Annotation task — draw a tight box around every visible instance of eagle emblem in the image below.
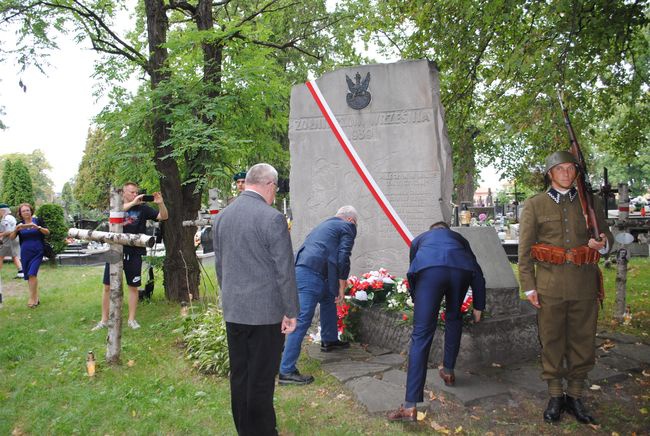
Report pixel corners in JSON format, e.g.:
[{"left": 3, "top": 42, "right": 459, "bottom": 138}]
[{"left": 345, "top": 72, "right": 371, "bottom": 110}]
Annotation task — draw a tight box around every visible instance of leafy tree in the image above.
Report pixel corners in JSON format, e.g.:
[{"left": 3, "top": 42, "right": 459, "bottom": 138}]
[
  {"left": 36, "top": 203, "right": 68, "bottom": 256},
  {"left": 60, "top": 179, "right": 80, "bottom": 221},
  {"left": 74, "top": 129, "right": 115, "bottom": 210},
  {"left": 0, "top": 150, "right": 54, "bottom": 203},
  {"left": 346, "top": 0, "right": 648, "bottom": 198},
  {"left": 1, "top": 0, "right": 358, "bottom": 301},
  {"left": 0, "top": 158, "right": 35, "bottom": 207}
]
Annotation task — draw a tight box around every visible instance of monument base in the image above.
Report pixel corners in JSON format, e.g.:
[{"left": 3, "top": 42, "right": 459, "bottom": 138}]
[{"left": 356, "top": 303, "right": 539, "bottom": 369}]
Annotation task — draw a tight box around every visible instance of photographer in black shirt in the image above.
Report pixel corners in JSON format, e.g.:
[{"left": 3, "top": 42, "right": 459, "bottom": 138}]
[{"left": 91, "top": 182, "right": 168, "bottom": 330}]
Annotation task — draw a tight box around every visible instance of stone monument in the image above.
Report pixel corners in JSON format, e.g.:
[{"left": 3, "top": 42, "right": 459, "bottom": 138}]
[
  {"left": 357, "top": 227, "right": 539, "bottom": 368},
  {"left": 289, "top": 60, "right": 453, "bottom": 276}
]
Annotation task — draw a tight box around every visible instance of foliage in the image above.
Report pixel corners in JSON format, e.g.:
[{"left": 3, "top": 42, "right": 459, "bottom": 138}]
[
  {"left": 0, "top": 0, "right": 362, "bottom": 301},
  {"left": 345, "top": 0, "right": 648, "bottom": 195},
  {"left": 181, "top": 305, "right": 229, "bottom": 376},
  {"left": 36, "top": 203, "right": 68, "bottom": 255},
  {"left": 74, "top": 129, "right": 115, "bottom": 210},
  {"left": 0, "top": 158, "right": 35, "bottom": 207},
  {"left": 0, "top": 150, "right": 54, "bottom": 203}
]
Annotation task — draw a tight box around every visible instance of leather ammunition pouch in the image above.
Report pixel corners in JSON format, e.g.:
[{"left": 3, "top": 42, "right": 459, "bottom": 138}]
[{"left": 530, "top": 243, "right": 600, "bottom": 266}]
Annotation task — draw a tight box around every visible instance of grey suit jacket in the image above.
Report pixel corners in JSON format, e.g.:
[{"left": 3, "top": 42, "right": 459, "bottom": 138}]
[{"left": 213, "top": 190, "right": 299, "bottom": 324}]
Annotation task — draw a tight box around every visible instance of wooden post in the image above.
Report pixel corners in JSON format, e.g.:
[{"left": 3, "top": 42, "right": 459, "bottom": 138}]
[
  {"left": 614, "top": 183, "right": 630, "bottom": 321},
  {"left": 615, "top": 247, "right": 629, "bottom": 321},
  {"left": 106, "top": 188, "right": 124, "bottom": 364}
]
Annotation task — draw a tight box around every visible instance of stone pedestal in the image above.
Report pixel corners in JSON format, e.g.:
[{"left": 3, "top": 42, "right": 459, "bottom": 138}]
[{"left": 357, "top": 226, "right": 539, "bottom": 368}]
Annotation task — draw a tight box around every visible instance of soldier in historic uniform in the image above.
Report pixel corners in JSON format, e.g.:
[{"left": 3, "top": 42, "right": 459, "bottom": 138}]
[{"left": 518, "top": 151, "right": 613, "bottom": 425}]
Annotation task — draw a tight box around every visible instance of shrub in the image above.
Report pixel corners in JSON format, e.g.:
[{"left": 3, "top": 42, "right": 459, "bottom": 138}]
[
  {"left": 37, "top": 203, "right": 69, "bottom": 255},
  {"left": 182, "top": 305, "right": 230, "bottom": 376}
]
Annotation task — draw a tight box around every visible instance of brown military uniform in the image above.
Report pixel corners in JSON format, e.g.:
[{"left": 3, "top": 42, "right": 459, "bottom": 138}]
[{"left": 518, "top": 187, "right": 613, "bottom": 397}]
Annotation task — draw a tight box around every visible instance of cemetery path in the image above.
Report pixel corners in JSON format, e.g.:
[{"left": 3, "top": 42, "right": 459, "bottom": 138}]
[{"left": 301, "top": 331, "right": 650, "bottom": 434}]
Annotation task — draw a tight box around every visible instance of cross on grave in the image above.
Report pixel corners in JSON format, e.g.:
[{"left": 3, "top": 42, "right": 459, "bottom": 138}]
[{"left": 67, "top": 188, "right": 155, "bottom": 364}]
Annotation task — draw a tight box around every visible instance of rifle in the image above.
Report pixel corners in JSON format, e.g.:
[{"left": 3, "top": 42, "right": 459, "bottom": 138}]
[{"left": 557, "top": 92, "right": 601, "bottom": 241}]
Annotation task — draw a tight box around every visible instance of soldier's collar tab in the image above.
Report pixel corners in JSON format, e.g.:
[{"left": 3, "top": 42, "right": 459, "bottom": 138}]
[{"left": 547, "top": 187, "right": 578, "bottom": 204}]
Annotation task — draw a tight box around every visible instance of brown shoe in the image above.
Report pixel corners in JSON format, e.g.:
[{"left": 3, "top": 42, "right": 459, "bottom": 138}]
[
  {"left": 439, "top": 368, "right": 455, "bottom": 386},
  {"left": 387, "top": 405, "right": 416, "bottom": 422}
]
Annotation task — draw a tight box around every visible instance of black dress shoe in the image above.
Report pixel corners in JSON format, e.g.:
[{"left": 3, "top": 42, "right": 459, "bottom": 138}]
[
  {"left": 564, "top": 395, "right": 595, "bottom": 424},
  {"left": 543, "top": 396, "right": 564, "bottom": 423},
  {"left": 320, "top": 340, "right": 350, "bottom": 352},
  {"left": 279, "top": 370, "right": 314, "bottom": 385}
]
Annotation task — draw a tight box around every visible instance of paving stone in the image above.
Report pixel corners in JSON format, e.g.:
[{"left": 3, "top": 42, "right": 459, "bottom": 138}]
[
  {"left": 494, "top": 363, "right": 547, "bottom": 395},
  {"left": 596, "top": 351, "right": 644, "bottom": 373},
  {"left": 305, "top": 343, "right": 370, "bottom": 363},
  {"left": 379, "top": 369, "right": 407, "bottom": 387},
  {"left": 346, "top": 376, "right": 427, "bottom": 414},
  {"left": 597, "top": 331, "right": 650, "bottom": 345},
  {"left": 608, "top": 342, "right": 650, "bottom": 365},
  {"left": 588, "top": 361, "right": 629, "bottom": 385},
  {"left": 424, "top": 369, "right": 511, "bottom": 406},
  {"left": 367, "top": 353, "right": 406, "bottom": 367},
  {"left": 365, "top": 345, "right": 393, "bottom": 356},
  {"left": 321, "top": 360, "right": 391, "bottom": 383}
]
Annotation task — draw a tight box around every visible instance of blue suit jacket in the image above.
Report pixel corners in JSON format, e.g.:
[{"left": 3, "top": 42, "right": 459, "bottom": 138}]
[
  {"left": 407, "top": 228, "right": 486, "bottom": 311},
  {"left": 295, "top": 217, "right": 357, "bottom": 296}
]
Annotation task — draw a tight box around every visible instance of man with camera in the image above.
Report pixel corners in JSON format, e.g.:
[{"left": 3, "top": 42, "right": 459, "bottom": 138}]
[{"left": 92, "top": 182, "right": 168, "bottom": 330}]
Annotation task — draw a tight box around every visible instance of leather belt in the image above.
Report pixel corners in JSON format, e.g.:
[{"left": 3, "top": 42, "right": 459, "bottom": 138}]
[{"left": 530, "top": 243, "right": 600, "bottom": 265}]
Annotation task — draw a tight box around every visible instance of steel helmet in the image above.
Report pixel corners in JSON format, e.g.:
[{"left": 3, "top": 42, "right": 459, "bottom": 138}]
[{"left": 544, "top": 151, "right": 577, "bottom": 173}]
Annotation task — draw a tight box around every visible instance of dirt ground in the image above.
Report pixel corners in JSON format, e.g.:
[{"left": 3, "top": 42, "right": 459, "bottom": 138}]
[{"left": 397, "top": 369, "right": 650, "bottom": 435}]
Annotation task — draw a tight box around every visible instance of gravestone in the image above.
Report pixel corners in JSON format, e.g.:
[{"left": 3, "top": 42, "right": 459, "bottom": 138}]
[{"left": 289, "top": 60, "right": 453, "bottom": 276}]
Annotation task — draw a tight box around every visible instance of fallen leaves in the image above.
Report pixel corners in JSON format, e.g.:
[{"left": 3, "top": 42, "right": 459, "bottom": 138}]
[
  {"left": 430, "top": 421, "right": 450, "bottom": 434},
  {"left": 417, "top": 411, "right": 427, "bottom": 421},
  {"left": 599, "top": 339, "right": 616, "bottom": 352},
  {"left": 127, "top": 360, "right": 135, "bottom": 367}
]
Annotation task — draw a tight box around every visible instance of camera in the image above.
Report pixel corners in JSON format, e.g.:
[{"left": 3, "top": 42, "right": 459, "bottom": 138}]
[{"left": 142, "top": 194, "right": 155, "bottom": 202}]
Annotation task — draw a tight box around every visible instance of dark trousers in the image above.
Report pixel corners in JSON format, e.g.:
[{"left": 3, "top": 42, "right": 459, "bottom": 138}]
[
  {"left": 405, "top": 266, "right": 472, "bottom": 403},
  {"left": 226, "top": 322, "right": 284, "bottom": 436}
]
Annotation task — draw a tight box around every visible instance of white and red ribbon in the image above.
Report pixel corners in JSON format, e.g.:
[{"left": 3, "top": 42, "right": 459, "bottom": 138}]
[
  {"left": 305, "top": 80, "right": 413, "bottom": 246},
  {"left": 108, "top": 211, "right": 125, "bottom": 224}
]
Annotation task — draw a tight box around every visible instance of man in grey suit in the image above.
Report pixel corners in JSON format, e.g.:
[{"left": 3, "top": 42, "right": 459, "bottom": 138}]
[{"left": 213, "top": 163, "right": 299, "bottom": 436}]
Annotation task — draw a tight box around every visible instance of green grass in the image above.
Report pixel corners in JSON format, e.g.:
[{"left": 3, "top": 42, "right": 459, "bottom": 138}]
[
  {"left": 2, "top": 258, "right": 648, "bottom": 434},
  {"left": 0, "top": 263, "right": 414, "bottom": 435}
]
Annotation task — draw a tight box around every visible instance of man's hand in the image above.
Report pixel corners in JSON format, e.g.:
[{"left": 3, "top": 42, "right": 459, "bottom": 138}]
[
  {"left": 281, "top": 316, "right": 296, "bottom": 334},
  {"left": 526, "top": 290, "right": 541, "bottom": 309},
  {"left": 153, "top": 191, "right": 164, "bottom": 204},
  {"left": 335, "top": 279, "right": 347, "bottom": 304},
  {"left": 588, "top": 233, "right": 607, "bottom": 251},
  {"left": 472, "top": 309, "right": 482, "bottom": 323}
]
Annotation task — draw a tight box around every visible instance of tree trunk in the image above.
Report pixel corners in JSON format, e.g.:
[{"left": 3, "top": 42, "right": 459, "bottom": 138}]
[
  {"left": 106, "top": 188, "right": 124, "bottom": 364},
  {"left": 454, "top": 127, "right": 478, "bottom": 203},
  {"left": 144, "top": 0, "right": 201, "bottom": 302}
]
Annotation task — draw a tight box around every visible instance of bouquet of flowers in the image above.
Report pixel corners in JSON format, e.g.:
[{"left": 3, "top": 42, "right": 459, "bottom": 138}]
[
  {"left": 345, "top": 268, "right": 400, "bottom": 306},
  {"left": 438, "top": 290, "right": 475, "bottom": 327},
  {"left": 339, "top": 268, "right": 412, "bottom": 338}
]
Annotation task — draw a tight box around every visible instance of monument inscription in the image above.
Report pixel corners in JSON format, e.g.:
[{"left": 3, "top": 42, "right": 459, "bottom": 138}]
[{"left": 289, "top": 60, "right": 454, "bottom": 276}]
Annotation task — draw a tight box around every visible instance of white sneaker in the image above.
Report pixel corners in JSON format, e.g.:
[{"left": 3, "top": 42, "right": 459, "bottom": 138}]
[
  {"left": 91, "top": 321, "right": 107, "bottom": 331},
  {"left": 128, "top": 319, "right": 141, "bottom": 330},
  {"left": 15, "top": 271, "right": 24, "bottom": 279}
]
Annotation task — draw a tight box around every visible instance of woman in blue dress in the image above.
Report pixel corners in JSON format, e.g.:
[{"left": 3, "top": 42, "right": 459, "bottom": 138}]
[{"left": 10, "top": 203, "right": 49, "bottom": 308}]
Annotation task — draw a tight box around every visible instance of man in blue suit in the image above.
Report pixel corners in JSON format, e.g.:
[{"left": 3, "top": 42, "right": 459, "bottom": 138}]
[
  {"left": 388, "top": 221, "right": 486, "bottom": 422},
  {"left": 278, "top": 206, "right": 358, "bottom": 385}
]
